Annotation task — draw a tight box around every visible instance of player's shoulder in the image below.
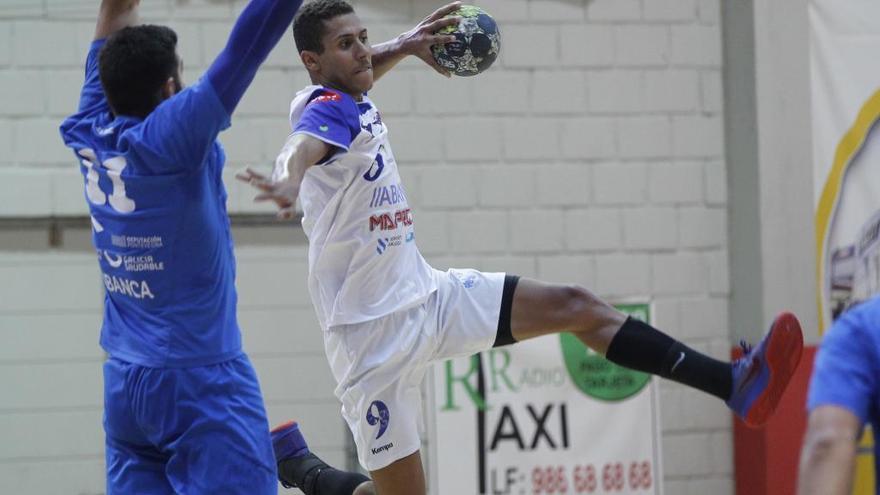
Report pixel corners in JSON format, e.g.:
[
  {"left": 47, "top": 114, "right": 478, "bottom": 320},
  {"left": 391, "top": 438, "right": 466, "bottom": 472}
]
[
  {"left": 847, "top": 295, "right": 880, "bottom": 319},
  {"left": 151, "top": 79, "right": 225, "bottom": 119},
  {"left": 291, "top": 85, "right": 360, "bottom": 127},
  {"left": 302, "top": 86, "right": 359, "bottom": 116},
  {"left": 828, "top": 295, "right": 880, "bottom": 343},
  {"left": 60, "top": 109, "right": 113, "bottom": 148},
  {"left": 306, "top": 86, "right": 353, "bottom": 104}
]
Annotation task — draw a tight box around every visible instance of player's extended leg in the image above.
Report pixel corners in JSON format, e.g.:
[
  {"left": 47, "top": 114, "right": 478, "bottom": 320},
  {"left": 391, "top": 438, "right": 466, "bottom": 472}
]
[
  {"left": 105, "top": 435, "right": 175, "bottom": 495},
  {"left": 103, "top": 358, "right": 175, "bottom": 495},
  {"left": 272, "top": 420, "right": 417, "bottom": 495},
  {"left": 509, "top": 278, "right": 803, "bottom": 427},
  {"left": 369, "top": 451, "right": 426, "bottom": 495},
  {"left": 272, "top": 420, "right": 374, "bottom": 495},
  {"left": 509, "top": 278, "right": 627, "bottom": 354},
  {"left": 159, "top": 356, "right": 278, "bottom": 493}
]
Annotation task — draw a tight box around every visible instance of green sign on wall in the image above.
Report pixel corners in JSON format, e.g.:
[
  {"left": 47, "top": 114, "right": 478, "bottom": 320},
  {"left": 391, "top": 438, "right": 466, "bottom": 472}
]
[{"left": 560, "top": 303, "right": 652, "bottom": 401}]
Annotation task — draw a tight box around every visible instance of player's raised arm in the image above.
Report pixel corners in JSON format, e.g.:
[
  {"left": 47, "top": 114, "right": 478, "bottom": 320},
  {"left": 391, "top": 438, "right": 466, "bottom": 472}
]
[
  {"left": 370, "top": 1, "right": 460, "bottom": 80},
  {"left": 236, "top": 134, "right": 330, "bottom": 220},
  {"left": 205, "top": 0, "right": 304, "bottom": 115},
  {"left": 95, "top": 0, "right": 140, "bottom": 40},
  {"left": 138, "top": 0, "right": 303, "bottom": 170}
]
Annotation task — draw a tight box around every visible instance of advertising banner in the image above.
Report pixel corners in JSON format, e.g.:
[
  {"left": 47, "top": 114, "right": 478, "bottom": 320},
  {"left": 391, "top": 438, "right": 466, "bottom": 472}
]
[{"left": 427, "top": 304, "right": 662, "bottom": 495}]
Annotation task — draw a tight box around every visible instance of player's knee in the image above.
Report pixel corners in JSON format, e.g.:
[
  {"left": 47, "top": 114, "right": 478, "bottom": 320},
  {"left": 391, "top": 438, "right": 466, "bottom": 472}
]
[
  {"left": 554, "top": 284, "right": 618, "bottom": 326},
  {"left": 353, "top": 481, "right": 377, "bottom": 495},
  {"left": 555, "top": 284, "right": 597, "bottom": 318}
]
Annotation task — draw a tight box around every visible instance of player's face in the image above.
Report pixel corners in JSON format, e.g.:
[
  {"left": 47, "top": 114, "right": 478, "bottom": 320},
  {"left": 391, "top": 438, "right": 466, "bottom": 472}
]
[{"left": 316, "top": 13, "right": 373, "bottom": 97}]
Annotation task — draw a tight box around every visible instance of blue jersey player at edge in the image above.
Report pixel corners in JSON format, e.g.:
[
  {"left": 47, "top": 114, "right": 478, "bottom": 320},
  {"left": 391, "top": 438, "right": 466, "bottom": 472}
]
[
  {"left": 799, "top": 295, "right": 880, "bottom": 495},
  {"left": 55, "top": 0, "right": 398, "bottom": 493}
]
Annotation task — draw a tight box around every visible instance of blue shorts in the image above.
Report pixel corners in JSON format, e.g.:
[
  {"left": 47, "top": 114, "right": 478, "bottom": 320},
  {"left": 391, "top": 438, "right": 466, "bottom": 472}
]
[{"left": 103, "top": 355, "right": 276, "bottom": 494}]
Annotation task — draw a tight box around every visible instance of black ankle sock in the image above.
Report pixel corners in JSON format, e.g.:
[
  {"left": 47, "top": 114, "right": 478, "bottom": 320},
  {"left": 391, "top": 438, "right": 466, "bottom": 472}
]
[
  {"left": 605, "top": 317, "right": 732, "bottom": 401},
  {"left": 278, "top": 453, "right": 370, "bottom": 495}
]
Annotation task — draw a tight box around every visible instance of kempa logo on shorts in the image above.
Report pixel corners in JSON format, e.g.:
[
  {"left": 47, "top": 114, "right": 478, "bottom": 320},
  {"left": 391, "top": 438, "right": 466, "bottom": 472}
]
[
  {"left": 366, "top": 400, "right": 390, "bottom": 439},
  {"left": 371, "top": 442, "right": 394, "bottom": 455}
]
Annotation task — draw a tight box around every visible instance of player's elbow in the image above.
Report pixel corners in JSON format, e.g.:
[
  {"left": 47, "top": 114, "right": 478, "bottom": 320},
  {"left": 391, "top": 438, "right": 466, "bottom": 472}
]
[
  {"left": 285, "top": 135, "right": 330, "bottom": 172},
  {"left": 803, "top": 431, "right": 838, "bottom": 458},
  {"left": 800, "top": 426, "right": 856, "bottom": 471}
]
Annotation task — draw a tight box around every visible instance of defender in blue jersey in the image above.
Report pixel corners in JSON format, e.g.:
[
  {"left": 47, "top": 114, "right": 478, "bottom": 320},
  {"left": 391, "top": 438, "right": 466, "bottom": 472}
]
[
  {"left": 800, "top": 296, "right": 880, "bottom": 494},
  {"left": 58, "top": 0, "right": 302, "bottom": 493},
  {"left": 59, "top": 1, "right": 464, "bottom": 493}
]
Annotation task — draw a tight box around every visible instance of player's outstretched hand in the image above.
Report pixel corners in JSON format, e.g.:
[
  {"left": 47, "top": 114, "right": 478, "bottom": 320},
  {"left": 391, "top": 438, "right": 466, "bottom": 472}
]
[
  {"left": 397, "top": 1, "right": 461, "bottom": 77},
  {"left": 235, "top": 167, "right": 300, "bottom": 220}
]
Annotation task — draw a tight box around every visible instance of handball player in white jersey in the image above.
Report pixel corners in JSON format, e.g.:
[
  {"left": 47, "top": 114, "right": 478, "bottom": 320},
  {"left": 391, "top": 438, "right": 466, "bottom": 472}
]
[{"left": 239, "top": 2, "right": 805, "bottom": 494}]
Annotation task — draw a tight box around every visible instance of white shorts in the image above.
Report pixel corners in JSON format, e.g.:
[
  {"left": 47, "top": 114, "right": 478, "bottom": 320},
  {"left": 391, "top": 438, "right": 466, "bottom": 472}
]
[{"left": 323, "top": 268, "right": 511, "bottom": 471}]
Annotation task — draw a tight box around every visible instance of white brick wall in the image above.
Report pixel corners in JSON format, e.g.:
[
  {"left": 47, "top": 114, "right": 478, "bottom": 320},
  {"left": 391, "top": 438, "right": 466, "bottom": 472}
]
[
  {"left": 503, "top": 25, "right": 558, "bottom": 68},
  {"left": 0, "top": 250, "right": 346, "bottom": 495},
  {"left": 644, "top": 0, "right": 697, "bottom": 22},
  {"left": 533, "top": 71, "right": 588, "bottom": 114},
  {"left": 588, "top": 0, "right": 642, "bottom": 21},
  {"left": 559, "top": 25, "right": 615, "bottom": 67},
  {"left": 644, "top": 70, "right": 700, "bottom": 112},
  {"left": 565, "top": 208, "right": 623, "bottom": 250},
  {"left": 536, "top": 164, "right": 591, "bottom": 206},
  {"left": 444, "top": 117, "right": 503, "bottom": 161},
  {"left": 560, "top": 117, "right": 616, "bottom": 158},
  {"left": 615, "top": 25, "right": 670, "bottom": 67},
  {"left": 648, "top": 161, "right": 704, "bottom": 203},
  {"left": 479, "top": 164, "right": 535, "bottom": 207},
  {"left": 671, "top": 24, "right": 723, "bottom": 67},
  {"left": 0, "top": 0, "right": 731, "bottom": 492},
  {"left": 594, "top": 162, "right": 648, "bottom": 205},
  {"left": 618, "top": 116, "right": 673, "bottom": 157},
  {"left": 420, "top": 165, "right": 479, "bottom": 208},
  {"left": 0, "top": 23, "right": 11, "bottom": 66},
  {"left": 589, "top": 70, "right": 644, "bottom": 114}
]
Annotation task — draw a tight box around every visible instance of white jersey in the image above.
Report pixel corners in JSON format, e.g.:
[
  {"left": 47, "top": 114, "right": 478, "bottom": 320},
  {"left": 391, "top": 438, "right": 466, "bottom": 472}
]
[{"left": 278, "top": 85, "right": 436, "bottom": 330}]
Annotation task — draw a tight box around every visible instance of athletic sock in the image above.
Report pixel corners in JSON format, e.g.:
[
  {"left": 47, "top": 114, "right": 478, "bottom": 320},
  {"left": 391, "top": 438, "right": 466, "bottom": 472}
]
[
  {"left": 278, "top": 453, "right": 370, "bottom": 495},
  {"left": 605, "top": 317, "right": 732, "bottom": 401}
]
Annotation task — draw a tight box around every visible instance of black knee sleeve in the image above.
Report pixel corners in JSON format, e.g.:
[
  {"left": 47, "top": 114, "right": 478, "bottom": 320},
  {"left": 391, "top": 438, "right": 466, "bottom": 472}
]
[{"left": 493, "top": 275, "right": 520, "bottom": 347}]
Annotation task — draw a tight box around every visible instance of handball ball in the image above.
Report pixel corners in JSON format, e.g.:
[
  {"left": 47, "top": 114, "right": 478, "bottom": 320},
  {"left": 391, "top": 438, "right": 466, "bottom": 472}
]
[{"left": 432, "top": 5, "right": 501, "bottom": 77}]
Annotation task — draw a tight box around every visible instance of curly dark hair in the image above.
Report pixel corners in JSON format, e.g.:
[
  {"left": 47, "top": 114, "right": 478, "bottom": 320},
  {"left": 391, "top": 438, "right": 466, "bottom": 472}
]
[
  {"left": 292, "top": 0, "right": 355, "bottom": 54},
  {"left": 99, "top": 25, "right": 179, "bottom": 118}
]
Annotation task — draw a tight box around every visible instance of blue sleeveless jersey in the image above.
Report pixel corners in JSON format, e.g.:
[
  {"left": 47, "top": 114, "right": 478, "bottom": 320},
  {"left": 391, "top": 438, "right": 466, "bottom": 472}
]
[{"left": 60, "top": 40, "right": 241, "bottom": 367}]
